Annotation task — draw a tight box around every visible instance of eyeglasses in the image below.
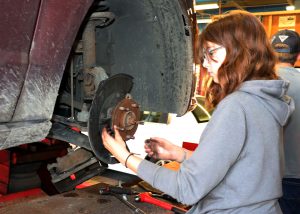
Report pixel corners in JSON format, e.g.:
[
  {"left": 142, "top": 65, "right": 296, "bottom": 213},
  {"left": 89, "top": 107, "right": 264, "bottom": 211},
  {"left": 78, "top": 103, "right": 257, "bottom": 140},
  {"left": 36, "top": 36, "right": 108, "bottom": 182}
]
[{"left": 202, "top": 46, "right": 224, "bottom": 63}]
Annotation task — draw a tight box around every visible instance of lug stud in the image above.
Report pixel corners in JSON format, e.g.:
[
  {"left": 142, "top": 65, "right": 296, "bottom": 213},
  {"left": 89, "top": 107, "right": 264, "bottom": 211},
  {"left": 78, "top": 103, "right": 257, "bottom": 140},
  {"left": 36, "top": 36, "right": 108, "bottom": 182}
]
[
  {"left": 116, "top": 126, "right": 125, "bottom": 131},
  {"left": 126, "top": 135, "right": 135, "bottom": 140}
]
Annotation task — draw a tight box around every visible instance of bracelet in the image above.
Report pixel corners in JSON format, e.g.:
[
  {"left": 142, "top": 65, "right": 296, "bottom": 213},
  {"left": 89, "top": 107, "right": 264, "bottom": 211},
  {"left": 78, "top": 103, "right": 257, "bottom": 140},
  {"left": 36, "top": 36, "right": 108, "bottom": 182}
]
[{"left": 125, "top": 153, "right": 135, "bottom": 168}]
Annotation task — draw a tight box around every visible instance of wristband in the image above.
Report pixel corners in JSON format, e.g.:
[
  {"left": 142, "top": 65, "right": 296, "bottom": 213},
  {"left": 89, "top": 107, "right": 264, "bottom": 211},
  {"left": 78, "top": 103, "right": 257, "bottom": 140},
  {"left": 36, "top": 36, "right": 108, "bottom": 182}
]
[{"left": 125, "top": 153, "right": 135, "bottom": 168}]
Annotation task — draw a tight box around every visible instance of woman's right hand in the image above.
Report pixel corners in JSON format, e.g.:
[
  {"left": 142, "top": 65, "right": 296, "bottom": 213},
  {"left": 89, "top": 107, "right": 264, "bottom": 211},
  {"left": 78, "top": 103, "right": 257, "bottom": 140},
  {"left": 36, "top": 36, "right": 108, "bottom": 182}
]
[{"left": 144, "top": 137, "right": 185, "bottom": 162}]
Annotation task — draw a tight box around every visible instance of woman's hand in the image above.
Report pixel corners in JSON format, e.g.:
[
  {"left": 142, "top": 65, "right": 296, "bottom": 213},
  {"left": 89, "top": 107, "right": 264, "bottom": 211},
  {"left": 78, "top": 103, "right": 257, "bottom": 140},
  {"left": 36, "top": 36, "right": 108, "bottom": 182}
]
[
  {"left": 102, "top": 126, "right": 143, "bottom": 172},
  {"left": 144, "top": 137, "right": 186, "bottom": 162},
  {"left": 102, "top": 126, "right": 129, "bottom": 164}
]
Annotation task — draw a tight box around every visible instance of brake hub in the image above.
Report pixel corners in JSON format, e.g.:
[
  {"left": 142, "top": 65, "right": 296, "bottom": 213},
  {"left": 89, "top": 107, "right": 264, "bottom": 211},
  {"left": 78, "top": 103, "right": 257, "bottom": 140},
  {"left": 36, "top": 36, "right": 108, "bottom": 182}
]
[
  {"left": 111, "top": 95, "right": 140, "bottom": 141},
  {"left": 88, "top": 73, "right": 141, "bottom": 164}
]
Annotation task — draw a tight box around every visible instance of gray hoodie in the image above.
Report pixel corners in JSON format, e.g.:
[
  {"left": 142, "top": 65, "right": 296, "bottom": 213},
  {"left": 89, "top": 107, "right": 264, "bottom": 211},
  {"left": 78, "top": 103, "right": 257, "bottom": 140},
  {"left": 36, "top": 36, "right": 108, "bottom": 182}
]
[
  {"left": 278, "top": 67, "right": 300, "bottom": 179},
  {"left": 137, "top": 80, "right": 294, "bottom": 214}
]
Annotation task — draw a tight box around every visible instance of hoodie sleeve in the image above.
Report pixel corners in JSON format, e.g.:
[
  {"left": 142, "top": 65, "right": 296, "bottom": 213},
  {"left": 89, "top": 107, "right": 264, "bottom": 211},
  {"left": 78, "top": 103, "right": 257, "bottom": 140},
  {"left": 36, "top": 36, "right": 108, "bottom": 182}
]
[{"left": 137, "top": 97, "right": 246, "bottom": 205}]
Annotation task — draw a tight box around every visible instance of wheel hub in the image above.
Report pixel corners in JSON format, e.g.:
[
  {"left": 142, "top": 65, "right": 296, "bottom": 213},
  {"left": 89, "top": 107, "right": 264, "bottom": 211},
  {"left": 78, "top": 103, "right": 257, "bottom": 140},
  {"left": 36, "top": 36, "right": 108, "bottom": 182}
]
[{"left": 111, "top": 95, "right": 140, "bottom": 140}]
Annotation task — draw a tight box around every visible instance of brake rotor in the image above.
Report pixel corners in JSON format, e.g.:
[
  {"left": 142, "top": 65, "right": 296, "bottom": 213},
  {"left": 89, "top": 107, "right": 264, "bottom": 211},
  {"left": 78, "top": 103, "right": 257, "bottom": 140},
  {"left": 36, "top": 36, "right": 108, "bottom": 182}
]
[
  {"left": 111, "top": 95, "right": 140, "bottom": 141},
  {"left": 88, "top": 73, "right": 135, "bottom": 164}
]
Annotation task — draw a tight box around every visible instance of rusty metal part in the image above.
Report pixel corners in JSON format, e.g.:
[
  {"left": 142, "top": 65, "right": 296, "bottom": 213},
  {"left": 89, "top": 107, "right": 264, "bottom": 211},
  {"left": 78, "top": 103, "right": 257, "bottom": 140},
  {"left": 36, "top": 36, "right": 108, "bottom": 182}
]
[
  {"left": 47, "top": 148, "right": 94, "bottom": 174},
  {"left": 47, "top": 148, "right": 107, "bottom": 193},
  {"left": 88, "top": 73, "right": 133, "bottom": 164},
  {"left": 82, "top": 12, "right": 115, "bottom": 98},
  {"left": 50, "top": 158, "right": 106, "bottom": 193},
  {"left": 111, "top": 95, "right": 140, "bottom": 141}
]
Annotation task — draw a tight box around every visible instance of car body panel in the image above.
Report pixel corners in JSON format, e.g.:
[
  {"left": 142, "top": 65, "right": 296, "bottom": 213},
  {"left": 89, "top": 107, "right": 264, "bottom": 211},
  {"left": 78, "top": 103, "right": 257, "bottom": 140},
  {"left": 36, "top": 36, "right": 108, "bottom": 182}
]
[
  {"left": 0, "top": 0, "right": 93, "bottom": 149},
  {"left": 13, "top": 0, "right": 94, "bottom": 121},
  {"left": 0, "top": 0, "right": 41, "bottom": 122}
]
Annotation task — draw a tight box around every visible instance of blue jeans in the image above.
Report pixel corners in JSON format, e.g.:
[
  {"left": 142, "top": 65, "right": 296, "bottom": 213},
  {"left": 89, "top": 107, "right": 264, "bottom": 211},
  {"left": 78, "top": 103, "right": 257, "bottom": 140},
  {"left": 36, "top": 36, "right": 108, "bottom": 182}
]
[{"left": 279, "top": 178, "right": 300, "bottom": 214}]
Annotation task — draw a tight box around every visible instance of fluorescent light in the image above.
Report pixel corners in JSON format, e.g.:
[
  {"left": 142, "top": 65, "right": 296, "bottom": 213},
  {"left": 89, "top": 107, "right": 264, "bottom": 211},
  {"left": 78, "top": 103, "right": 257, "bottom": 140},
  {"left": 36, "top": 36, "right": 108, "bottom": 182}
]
[
  {"left": 197, "top": 19, "right": 212, "bottom": 23},
  {"left": 194, "top": 3, "right": 219, "bottom": 10},
  {"left": 286, "top": 5, "right": 295, "bottom": 11}
]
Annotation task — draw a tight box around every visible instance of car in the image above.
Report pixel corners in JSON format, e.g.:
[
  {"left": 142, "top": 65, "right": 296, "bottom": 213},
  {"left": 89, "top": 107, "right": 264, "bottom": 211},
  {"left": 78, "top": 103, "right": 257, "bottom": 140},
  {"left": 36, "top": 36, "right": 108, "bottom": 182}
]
[{"left": 0, "top": 0, "right": 198, "bottom": 191}]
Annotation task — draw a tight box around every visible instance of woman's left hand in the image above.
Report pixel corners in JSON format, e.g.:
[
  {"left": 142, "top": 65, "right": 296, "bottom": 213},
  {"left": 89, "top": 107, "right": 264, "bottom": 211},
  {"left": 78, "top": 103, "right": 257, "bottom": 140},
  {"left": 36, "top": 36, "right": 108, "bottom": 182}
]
[{"left": 102, "top": 126, "right": 130, "bottom": 163}]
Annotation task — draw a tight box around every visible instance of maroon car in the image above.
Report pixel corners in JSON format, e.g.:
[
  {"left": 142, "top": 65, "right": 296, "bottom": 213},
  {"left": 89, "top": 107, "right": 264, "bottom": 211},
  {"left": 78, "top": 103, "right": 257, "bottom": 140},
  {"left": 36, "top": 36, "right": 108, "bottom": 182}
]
[{"left": 0, "top": 0, "right": 196, "bottom": 184}]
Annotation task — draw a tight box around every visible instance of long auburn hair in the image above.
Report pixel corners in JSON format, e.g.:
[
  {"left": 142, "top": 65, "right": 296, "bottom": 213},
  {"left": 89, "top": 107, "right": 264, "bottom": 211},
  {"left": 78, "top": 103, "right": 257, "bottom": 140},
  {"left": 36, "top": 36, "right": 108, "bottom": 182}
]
[{"left": 200, "top": 11, "right": 278, "bottom": 109}]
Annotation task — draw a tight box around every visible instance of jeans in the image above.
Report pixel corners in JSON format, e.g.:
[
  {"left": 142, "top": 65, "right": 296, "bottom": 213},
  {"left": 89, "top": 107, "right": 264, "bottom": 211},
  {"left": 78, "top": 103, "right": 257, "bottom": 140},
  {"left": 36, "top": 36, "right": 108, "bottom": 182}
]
[{"left": 279, "top": 178, "right": 300, "bottom": 214}]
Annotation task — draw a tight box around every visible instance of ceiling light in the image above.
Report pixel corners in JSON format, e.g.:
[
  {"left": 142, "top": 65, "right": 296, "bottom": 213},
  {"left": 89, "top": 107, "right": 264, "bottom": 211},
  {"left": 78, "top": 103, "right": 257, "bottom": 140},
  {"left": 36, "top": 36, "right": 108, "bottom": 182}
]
[
  {"left": 197, "top": 19, "right": 212, "bottom": 23},
  {"left": 286, "top": 5, "right": 295, "bottom": 11},
  {"left": 194, "top": 3, "right": 219, "bottom": 10}
]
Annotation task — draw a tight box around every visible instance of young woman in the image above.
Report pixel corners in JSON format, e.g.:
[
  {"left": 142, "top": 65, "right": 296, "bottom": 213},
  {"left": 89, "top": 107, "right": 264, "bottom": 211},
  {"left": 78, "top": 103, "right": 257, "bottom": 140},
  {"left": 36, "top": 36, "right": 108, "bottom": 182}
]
[{"left": 102, "top": 11, "right": 294, "bottom": 213}]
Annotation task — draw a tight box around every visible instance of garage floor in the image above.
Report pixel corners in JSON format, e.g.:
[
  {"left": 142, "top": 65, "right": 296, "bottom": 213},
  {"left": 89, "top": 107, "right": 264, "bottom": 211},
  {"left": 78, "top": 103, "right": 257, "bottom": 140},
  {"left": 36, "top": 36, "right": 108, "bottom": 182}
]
[{"left": 0, "top": 170, "right": 174, "bottom": 214}]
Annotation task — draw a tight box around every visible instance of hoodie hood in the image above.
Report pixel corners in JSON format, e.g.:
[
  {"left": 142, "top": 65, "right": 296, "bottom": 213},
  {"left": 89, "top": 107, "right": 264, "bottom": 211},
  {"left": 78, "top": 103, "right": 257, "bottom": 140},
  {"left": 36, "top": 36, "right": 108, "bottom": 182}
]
[{"left": 238, "top": 79, "right": 294, "bottom": 126}]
